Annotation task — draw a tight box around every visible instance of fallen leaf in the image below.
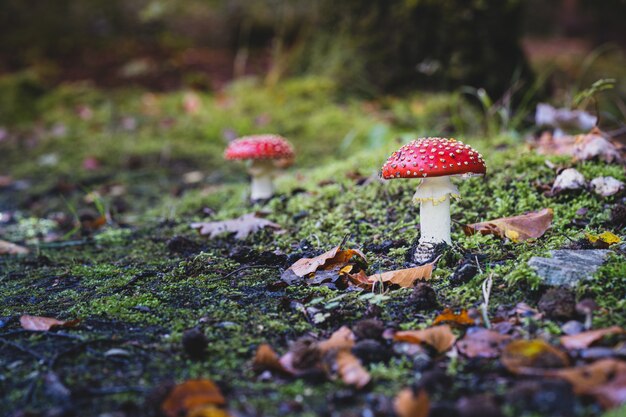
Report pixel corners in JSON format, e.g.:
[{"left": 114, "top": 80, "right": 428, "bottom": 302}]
[
  {"left": 319, "top": 326, "right": 356, "bottom": 353},
  {"left": 501, "top": 339, "right": 569, "bottom": 374},
  {"left": 253, "top": 344, "right": 288, "bottom": 374},
  {"left": 534, "top": 131, "right": 577, "bottom": 156},
  {"left": 590, "top": 177, "right": 624, "bottom": 197},
  {"left": 367, "top": 263, "right": 434, "bottom": 288},
  {"left": 551, "top": 168, "right": 586, "bottom": 194},
  {"left": 162, "top": 379, "right": 226, "bottom": 417},
  {"left": 393, "top": 388, "right": 430, "bottom": 417},
  {"left": 433, "top": 309, "right": 475, "bottom": 327},
  {"left": 456, "top": 328, "right": 512, "bottom": 358},
  {"left": 334, "top": 350, "right": 371, "bottom": 389},
  {"left": 188, "top": 406, "right": 231, "bottom": 417},
  {"left": 394, "top": 325, "right": 456, "bottom": 354},
  {"left": 287, "top": 245, "right": 366, "bottom": 278},
  {"left": 573, "top": 131, "right": 622, "bottom": 163},
  {"left": 20, "top": 315, "right": 80, "bottom": 331},
  {"left": 0, "top": 240, "right": 29, "bottom": 255},
  {"left": 549, "top": 359, "right": 626, "bottom": 409},
  {"left": 560, "top": 326, "right": 626, "bottom": 350},
  {"left": 464, "top": 208, "right": 553, "bottom": 242},
  {"left": 191, "top": 213, "right": 281, "bottom": 240},
  {"left": 586, "top": 232, "right": 622, "bottom": 248}
]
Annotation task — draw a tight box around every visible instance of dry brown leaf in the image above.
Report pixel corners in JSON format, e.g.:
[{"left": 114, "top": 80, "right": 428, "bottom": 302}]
[
  {"left": 433, "top": 309, "right": 475, "bottom": 327},
  {"left": 560, "top": 326, "right": 626, "bottom": 350},
  {"left": 501, "top": 339, "right": 569, "bottom": 374},
  {"left": 456, "top": 328, "right": 512, "bottom": 358},
  {"left": 535, "top": 131, "right": 577, "bottom": 156},
  {"left": 347, "top": 270, "right": 371, "bottom": 288},
  {"left": 162, "top": 379, "right": 226, "bottom": 417},
  {"left": 394, "top": 325, "right": 456, "bottom": 354},
  {"left": 549, "top": 359, "right": 626, "bottom": 409},
  {"left": 288, "top": 246, "right": 366, "bottom": 278},
  {"left": 334, "top": 350, "right": 371, "bottom": 389},
  {"left": 20, "top": 315, "right": 79, "bottom": 331},
  {"left": 393, "top": 388, "right": 430, "bottom": 417},
  {"left": 0, "top": 240, "right": 29, "bottom": 255},
  {"left": 191, "top": 213, "right": 281, "bottom": 240},
  {"left": 252, "top": 344, "right": 288, "bottom": 374},
  {"left": 573, "top": 131, "right": 622, "bottom": 163},
  {"left": 367, "top": 263, "right": 433, "bottom": 288},
  {"left": 464, "top": 208, "right": 553, "bottom": 242},
  {"left": 319, "top": 326, "right": 356, "bottom": 354}
]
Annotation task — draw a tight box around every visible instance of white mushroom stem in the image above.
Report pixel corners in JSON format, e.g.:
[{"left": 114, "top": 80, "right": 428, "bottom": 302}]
[
  {"left": 248, "top": 160, "right": 276, "bottom": 200},
  {"left": 413, "top": 176, "right": 459, "bottom": 245}
]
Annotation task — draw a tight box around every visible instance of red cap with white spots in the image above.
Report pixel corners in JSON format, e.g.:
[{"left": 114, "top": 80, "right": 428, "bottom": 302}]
[
  {"left": 381, "top": 137, "right": 486, "bottom": 179},
  {"left": 224, "top": 134, "right": 294, "bottom": 161}
]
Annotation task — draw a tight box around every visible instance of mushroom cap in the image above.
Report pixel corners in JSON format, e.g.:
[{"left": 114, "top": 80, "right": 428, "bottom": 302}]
[
  {"left": 224, "top": 134, "right": 294, "bottom": 161},
  {"left": 381, "top": 137, "right": 486, "bottom": 179}
]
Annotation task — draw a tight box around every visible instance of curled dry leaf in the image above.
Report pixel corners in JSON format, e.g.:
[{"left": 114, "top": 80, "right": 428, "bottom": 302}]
[
  {"left": 191, "top": 212, "right": 281, "bottom": 240},
  {"left": 433, "top": 308, "right": 475, "bottom": 327},
  {"left": 560, "top": 326, "right": 626, "bottom": 350},
  {"left": 20, "top": 315, "right": 80, "bottom": 331},
  {"left": 464, "top": 208, "right": 553, "bottom": 242},
  {"left": 318, "top": 326, "right": 356, "bottom": 354},
  {"left": 287, "top": 245, "right": 366, "bottom": 278},
  {"left": 548, "top": 359, "right": 626, "bottom": 409},
  {"left": 161, "top": 379, "right": 227, "bottom": 417},
  {"left": 0, "top": 240, "right": 29, "bottom": 255},
  {"left": 394, "top": 325, "right": 456, "bottom": 354},
  {"left": 573, "top": 132, "right": 622, "bottom": 163},
  {"left": 367, "top": 263, "right": 434, "bottom": 288},
  {"left": 333, "top": 350, "right": 371, "bottom": 389},
  {"left": 501, "top": 339, "right": 570, "bottom": 374},
  {"left": 456, "top": 328, "right": 512, "bottom": 358},
  {"left": 394, "top": 388, "right": 430, "bottom": 417}
]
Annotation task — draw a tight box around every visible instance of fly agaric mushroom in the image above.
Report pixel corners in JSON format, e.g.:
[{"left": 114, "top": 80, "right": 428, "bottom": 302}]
[
  {"left": 224, "top": 134, "right": 294, "bottom": 201},
  {"left": 381, "top": 138, "right": 486, "bottom": 264}
]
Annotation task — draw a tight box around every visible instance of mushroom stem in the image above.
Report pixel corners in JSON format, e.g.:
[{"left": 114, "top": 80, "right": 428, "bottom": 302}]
[
  {"left": 413, "top": 176, "right": 459, "bottom": 245},
  {"left": 248, "top": 160, "right": 276, "bottom": 200}
]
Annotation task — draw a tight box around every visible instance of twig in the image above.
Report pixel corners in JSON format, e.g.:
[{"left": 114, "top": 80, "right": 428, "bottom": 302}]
[{"left": 480, "top": 273, "right": 493, "bottom": 329}]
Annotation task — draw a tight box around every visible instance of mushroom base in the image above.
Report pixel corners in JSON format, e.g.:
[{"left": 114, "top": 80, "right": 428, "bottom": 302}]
[{"left": 249, "top": 160, "right": 276, "bottom": 201}]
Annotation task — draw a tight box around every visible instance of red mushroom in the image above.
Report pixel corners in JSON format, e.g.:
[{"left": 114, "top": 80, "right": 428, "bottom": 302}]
[
  {"left": 381, "top": 137, "right": 486, "bottom": 263},
  {"left": 224, "top": 134, "right": 295, "bottom": 201}
]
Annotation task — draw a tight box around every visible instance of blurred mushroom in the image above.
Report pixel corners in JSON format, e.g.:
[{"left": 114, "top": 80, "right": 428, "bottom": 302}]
[
  {"left": 224, "top": 134, "right": 295, "bottom": 201},
  {"left": 576, "top": 298, "right": 599, "bottom": 330},
  {"left": 381, "top": 137, "right": 487, "bottom": 264}
]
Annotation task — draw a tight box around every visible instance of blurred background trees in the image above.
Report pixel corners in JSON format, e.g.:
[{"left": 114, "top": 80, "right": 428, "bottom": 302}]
[{"left": 0, "top": 0, "right": 624, "bottom": 97}]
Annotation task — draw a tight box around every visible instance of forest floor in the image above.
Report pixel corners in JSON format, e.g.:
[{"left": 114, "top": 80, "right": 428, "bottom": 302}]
[{"left": 1, "top": 75, "right": 625, "bottom": 417}]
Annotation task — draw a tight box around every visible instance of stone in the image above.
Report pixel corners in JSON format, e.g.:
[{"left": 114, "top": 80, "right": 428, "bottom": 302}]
[{"left": 528, "top": 250, "right": 611, "bottom": 287}]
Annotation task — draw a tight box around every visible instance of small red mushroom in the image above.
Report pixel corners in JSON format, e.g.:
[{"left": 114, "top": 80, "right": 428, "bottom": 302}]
[
  {"left": 381, "top": 137, "right": 486, "bottom": 263},
  {"left": 224, "top": 134, "right": 294, "bottom": 201}
]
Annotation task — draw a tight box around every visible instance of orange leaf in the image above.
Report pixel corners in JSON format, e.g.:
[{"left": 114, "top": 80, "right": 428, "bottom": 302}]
[
  {"left": 20, "top": 315, "right": 79, "bottom": 331},
  {"left": 394, "top": 325, "right": 456, "bottom": 354},
  {"left": 549, "top": 359, "right": 626, "bottom": 409},
  {"left": 319, "top": 326, "right": 356, "bottom": 354},
  {"left": 188, "top": 406, "right": 232, "bottom": 417},
  {"left": 501, "top": 339, "right": 569, "bottom": 374},
  {"left": 367, "top": 263, "right": 433, "bottom": 288},
  {"left": 393, "top": 388, "right": 430, "bottom": 417},
  {"left": 464, "top": 208, "right": 553, "bottom": 242},
  {"left": 433, "top": 309, "right": 475, "bottom": 327},
  {"left": 334, "top": 350, "right": 371, "bottom": 389},
  {"left": 560, "top": 326, "right": 625, "bottom": 350},
  {"left": 162, "top": 380, "right": 226, "bottom": 417},
  {"left": 252, "top": 344, "right": 289, "bottom": 374}
]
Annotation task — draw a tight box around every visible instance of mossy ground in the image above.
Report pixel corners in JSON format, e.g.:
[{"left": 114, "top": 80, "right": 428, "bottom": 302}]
[{"left": 1, "top": 76, "right": 625, "bottom": 417}]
